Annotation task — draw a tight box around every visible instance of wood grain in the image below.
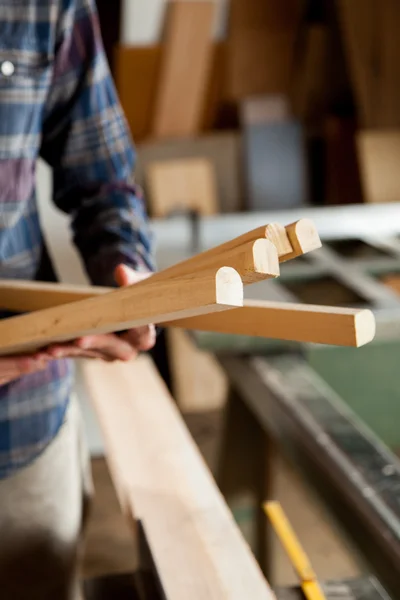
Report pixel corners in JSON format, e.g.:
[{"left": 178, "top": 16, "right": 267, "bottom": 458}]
[
  {"left": 151, "top": 1, "right": 215, "bottom": 138},
  {"left": 0, "top": 267, "right": 243, "bottom": 356},
  {"left": 82, "top": 355, "right": 275, "bottom": 599},
  {"left": 0, "top": 285, "right": 376, "bottom": 347},
  {"left": 166, "top": 299, "right": 376, "bottom": 348},
  {"left": 0, "top": 219, "right": 320, "bottom": 313}
]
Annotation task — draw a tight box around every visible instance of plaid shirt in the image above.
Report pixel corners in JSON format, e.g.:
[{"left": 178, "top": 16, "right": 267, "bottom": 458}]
[{"left": 0, "top": 0, "right": 154, "bottom": 479}]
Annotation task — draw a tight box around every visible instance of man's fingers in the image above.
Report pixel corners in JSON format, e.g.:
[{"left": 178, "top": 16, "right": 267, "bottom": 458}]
[
  {"left": 114, "top": 264, "right": 152, "bottom": 287},
  {"left": 0, "top": 355, "right": 48, "bottom": 384},
  {"left": 76, "top": 334, "right": 137, "bottom": 361},
  {"left": 122, "top": 324, "right": 156, "bottom": 352},
  {"left": 46, "top": 345, "right": 107, "bottom": 361}
]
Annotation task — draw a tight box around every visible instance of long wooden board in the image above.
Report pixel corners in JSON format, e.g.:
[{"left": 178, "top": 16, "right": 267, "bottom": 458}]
[
  {"left": 82, "top": 355, "right": 275, "bottom": 599},
  {"left": 151, "top": 1, "right": 215, "bottom": 138},
  {"left": 0, "top": 281, "right": 375, "bottom": 347},
  {"left": 0, "top": 267, "right": 243, "bottom": 356},
  {"left": 166, "top": 299, "right": 376, "bottom": 348}
]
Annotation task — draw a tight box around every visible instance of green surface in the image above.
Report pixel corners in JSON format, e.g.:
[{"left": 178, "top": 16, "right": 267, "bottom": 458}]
[
  {"left": 195, "top": 330, "right": 400, "bottom": 451},
  {"left": 307, "top": 340, "right": 400, "bottom": 451}
]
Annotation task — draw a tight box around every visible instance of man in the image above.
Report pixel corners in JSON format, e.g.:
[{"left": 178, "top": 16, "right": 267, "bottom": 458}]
[{"left": 0, "top": 0, "right": 156, "bottom": 598}]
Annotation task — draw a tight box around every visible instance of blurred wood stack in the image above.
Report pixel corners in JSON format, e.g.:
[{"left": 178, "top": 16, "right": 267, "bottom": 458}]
[{"left": 95, "top": 0, "right": 400, "bottom": 213}]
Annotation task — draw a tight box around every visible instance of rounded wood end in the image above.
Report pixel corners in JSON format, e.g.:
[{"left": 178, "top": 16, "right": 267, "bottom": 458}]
[
  {"left": 354, "top": 309, "right": 376, "bottom": 347},
  {"left": 215, "top": 267, "right": 243, "bottom": 307}
]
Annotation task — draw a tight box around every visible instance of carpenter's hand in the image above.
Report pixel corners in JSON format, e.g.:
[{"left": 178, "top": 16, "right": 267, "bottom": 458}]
[
  {"left": 0, "top": 352, "right": 49, "bottom": 386},
  {"left": 45, "top": 265, "right": 156, "bottom": 362}
]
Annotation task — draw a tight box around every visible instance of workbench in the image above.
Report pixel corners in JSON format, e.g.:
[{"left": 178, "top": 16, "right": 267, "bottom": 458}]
[{"left": 150, "top": 204, "right": 400, "bottom": 598}]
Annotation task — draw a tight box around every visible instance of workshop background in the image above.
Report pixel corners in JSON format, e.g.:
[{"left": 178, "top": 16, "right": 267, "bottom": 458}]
[{"left": 36, "top": 0, "right": 400, "bottom": 597}]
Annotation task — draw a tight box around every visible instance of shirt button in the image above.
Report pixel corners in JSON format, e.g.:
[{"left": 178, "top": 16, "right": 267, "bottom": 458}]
[{"left": 1, "top": 61, "right": 15, "bottom": 77}]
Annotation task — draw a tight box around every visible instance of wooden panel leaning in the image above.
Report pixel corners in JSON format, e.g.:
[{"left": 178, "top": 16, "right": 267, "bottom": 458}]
[
  {"left": 0, "top": 267, "right": 243, "bottom": 356},
  {"left": 146, "top": 157, "right": 219, "bottom": 217},
  {"left": 151, "top": 1, "right": 215, "bottom": 138},
  {"left": 82, "top": 355, "right": 275, "bottom": 599}
]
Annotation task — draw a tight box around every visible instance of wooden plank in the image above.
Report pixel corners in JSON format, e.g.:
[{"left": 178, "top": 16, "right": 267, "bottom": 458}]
[
  {"left": 114, "top": 42, "right": 227, "bottom": 141},
  {"left": 153, "top": 237, "right": 280, "bottom": 285},
  {"left": 81, "top": 355, "right": 275, "bottom": 599},
  {"left": 146, "top": 157, "right": 219, "bottom": 217},
  {"left": 0, "top": 219, "right": 321, "bottom": 313},
  {"left": 151, "top": 1, "right": 215, "bottom": 138},
  {"left": 357, "top": 130, "right": 400, "bottom": 203},
  {"left": 0, "top": 238, "right": 278, "bottom": 315},
  {"left": 166, "top": 300, "right": 376, "bottom": 348},
  {"left": 338, "top": 0, "right": 400, "bottom": 128},
  {"left": 0, "top": 267, "right": 243, "bottom": 356},
  {"left": 0, "top": 281, "right": 376, "bottom": 348},
  {"left": 114, "top": 45, "right": 162, "bottom": 141},
  {"left": 226, "top": 0, "right": 303, "bottom": 100},
  {"left": 0, "top": 279, "right": 110, "bottom": 313}
]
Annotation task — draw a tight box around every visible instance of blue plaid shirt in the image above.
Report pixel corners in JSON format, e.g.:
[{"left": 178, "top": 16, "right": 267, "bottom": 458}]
[{"left": 0, "top": 0, "right": 154, "bottom": 479}]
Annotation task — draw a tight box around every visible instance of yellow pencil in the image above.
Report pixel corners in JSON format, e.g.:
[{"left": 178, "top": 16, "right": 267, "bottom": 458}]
[{"left": 263, "top": 501, "right": 327, "bottom": 600}]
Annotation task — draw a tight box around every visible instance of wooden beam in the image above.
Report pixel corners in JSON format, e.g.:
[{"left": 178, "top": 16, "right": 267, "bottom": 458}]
[
  {"left": 0, "top": 279, "right": 376, "bottom": 348},
  {"left": 0, "top": 280, "right": 110, "bottom": 313},
  {"left": 282, "top": 219, "right": 322, "bottom": 262},
  {"left": 0, "top": 267, "right": 243, "bottom": 356},
  {"left": 81, "top": 354, "right": 275, "bottom": 599},
  {"left": 154, "top": 238, "right": 280, "bottom": 284},
  {"left": 151, "top": 1, "right": 215, "bottom": 138},
  {"left": 165, "top": 299, "right": 376, "bottom": 348},
  {"left": 199, "top": 219, "right": 321, "bottom": 261},
  {"left": 0, "top": 237, "right": 279, "bottom": 315}
]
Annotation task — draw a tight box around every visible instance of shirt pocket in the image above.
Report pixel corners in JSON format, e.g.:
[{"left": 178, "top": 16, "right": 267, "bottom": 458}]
[{"left": 0, "top": 42, "right": 54, "bottom": 160}]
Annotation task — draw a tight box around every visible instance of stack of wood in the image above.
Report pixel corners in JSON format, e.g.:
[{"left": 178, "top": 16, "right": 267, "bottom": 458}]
[
  {"left": 0, "top": 219, "right": 375, "bottom": 356},
  {"left": 106, "top": 0, "right": 400, "bottom": 211}
]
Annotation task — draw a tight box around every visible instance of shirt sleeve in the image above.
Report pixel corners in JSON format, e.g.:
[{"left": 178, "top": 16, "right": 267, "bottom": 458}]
[{"left": 39, "top": 0, "right": 155, "bottom": 287}]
